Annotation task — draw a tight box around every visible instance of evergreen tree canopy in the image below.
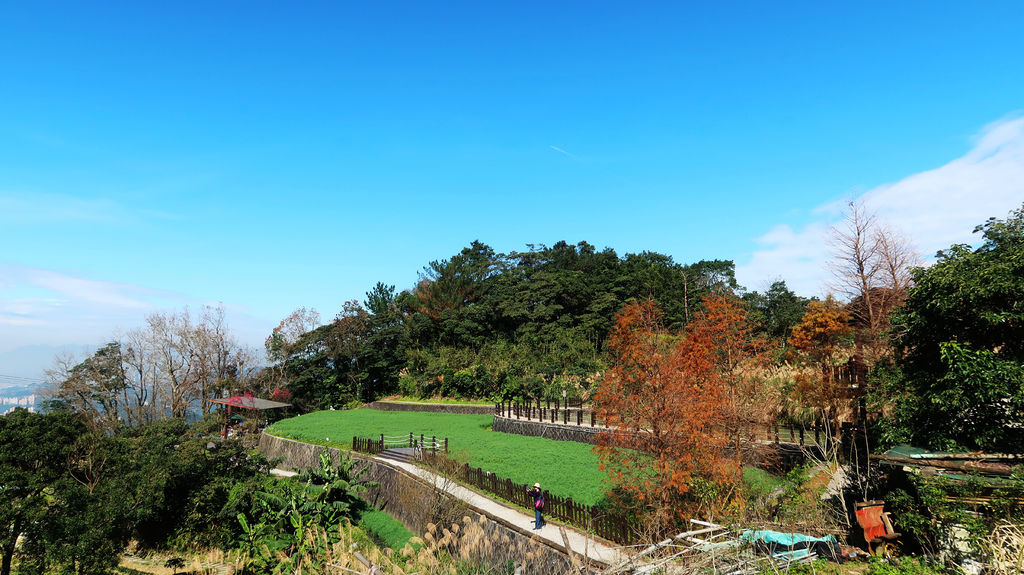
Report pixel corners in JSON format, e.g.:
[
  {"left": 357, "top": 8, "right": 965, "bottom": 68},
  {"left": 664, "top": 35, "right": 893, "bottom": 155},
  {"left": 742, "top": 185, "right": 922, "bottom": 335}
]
[{"left": 883, "top": 204, "right": 1024, "bottom": 451}]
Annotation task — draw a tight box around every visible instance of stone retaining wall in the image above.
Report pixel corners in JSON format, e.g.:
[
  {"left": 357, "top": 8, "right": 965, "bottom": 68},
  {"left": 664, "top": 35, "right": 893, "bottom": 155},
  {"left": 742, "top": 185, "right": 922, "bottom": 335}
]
[
  {"left": 258, "top": 433, "right": 577, "bottom": 574},
  {"left": 366, "top": 401, "right": 495, "bottom": 415},
  {"left": 491, "top": 415, "right": 605, "bottom": 444}
]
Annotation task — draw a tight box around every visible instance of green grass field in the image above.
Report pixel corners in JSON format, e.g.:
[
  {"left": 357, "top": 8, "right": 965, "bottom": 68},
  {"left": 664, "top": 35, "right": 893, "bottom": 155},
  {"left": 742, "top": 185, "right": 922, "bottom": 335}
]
[
  {"left": 358, "top": 509, "right": 420, "bottom": 552},
  {"left": 267, "top": 409, "right": 610, "bottom": 505}
]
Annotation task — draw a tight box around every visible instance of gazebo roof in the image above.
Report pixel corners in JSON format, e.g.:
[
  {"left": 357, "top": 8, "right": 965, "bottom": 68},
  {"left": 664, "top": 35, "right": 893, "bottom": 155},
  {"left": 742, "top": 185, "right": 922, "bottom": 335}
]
[{"left": 211, "top": 393, "right": 291, "bottom": 411}]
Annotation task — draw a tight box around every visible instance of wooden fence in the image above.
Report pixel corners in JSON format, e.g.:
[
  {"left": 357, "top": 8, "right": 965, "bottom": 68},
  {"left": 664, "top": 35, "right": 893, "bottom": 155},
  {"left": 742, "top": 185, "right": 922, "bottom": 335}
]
[
  {"left": 352, "top": 433, "right": 449, "bottom": 455},
  {"left": 442, "top": 457, "right": 636, "bottom": 544},
  {"left": 495, "top": 401, "right": 604, "bottom": 427},
  {"left": 497, "top": 401, "right": 869, "bottom": 453},
  {"left": 352, "top": 436, "right": 384, "bottom": 454}
]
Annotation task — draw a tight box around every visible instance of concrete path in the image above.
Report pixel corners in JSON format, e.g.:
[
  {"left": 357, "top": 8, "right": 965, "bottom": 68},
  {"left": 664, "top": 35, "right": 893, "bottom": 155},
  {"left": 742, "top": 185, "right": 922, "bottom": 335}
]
[
  {"left": 373, "top": 456, "right": 629, "bottom": 568},
  {"left": 272, "top": 458, "right": 630, "bottom": 569}
]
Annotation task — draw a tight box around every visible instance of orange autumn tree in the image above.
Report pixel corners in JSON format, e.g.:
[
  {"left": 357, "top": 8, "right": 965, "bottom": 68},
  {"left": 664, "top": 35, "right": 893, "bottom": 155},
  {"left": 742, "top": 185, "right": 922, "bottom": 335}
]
[
  {"left": 594, "top": 300, "right": 733, "bottom": 529},
  {"left": 788, "top": 296, "right": 854, "bottom": 451},
  {"left": 688, "top": 293, "right": 776, "bottom": 468}
]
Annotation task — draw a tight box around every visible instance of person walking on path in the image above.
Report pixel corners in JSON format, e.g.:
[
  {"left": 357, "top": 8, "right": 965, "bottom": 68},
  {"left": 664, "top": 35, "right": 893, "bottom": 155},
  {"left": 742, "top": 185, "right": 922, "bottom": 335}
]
[{"left": 527, "top": 483, "right": 545, "bottom": 529}]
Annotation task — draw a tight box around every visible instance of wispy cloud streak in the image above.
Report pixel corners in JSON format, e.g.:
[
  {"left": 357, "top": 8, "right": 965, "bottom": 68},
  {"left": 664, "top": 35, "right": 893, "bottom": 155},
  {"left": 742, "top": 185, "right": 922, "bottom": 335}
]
[{"left": 549, "top": 145, "right": 577, "bottom": 158}]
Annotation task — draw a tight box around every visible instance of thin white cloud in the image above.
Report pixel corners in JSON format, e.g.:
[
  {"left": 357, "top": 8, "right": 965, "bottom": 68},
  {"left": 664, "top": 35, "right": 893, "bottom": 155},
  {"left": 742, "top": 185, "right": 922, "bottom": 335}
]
[
  {"left": 0, "top": 192, "right": 134, "bottom": 224},
  {"left": 737, "top": 114, "right": 1024, "bottom": 298},
  {"left": 0, "top": 266, "right": 273, "bottom": 366},
  {"left": 24, "top": 268, "right": 154, "bottom": 309},
  {"left": 549, "top": 145, "right": 576, "bottom": 158},
  {"left": 0, "top": 265, "right": 178, "bottom": 352}
]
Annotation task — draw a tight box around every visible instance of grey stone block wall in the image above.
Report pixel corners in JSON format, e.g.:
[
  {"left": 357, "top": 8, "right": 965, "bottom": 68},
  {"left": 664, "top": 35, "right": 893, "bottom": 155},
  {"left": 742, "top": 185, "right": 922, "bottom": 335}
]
[
  {"left": 366, "top": 401, "right": 496, "bottom": 415},
  {"left": 491, "top": 415, "right": 605, "bottom": 444},
  {"left": 258, "top": 433, "right": 580, "bottom": 574}
]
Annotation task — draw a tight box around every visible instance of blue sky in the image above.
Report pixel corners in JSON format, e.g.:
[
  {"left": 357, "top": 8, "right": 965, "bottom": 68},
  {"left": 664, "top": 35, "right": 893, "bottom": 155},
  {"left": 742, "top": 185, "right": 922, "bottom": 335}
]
[{"left": 2, "top": 2, "right": 1023, "bottom": 380}]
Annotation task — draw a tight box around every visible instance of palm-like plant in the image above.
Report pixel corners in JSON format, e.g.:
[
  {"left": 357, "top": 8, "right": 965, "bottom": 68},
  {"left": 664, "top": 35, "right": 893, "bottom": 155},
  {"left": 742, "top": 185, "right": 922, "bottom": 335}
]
[{"left": 297, "top": 451, "right": 378, "bottom": 518}]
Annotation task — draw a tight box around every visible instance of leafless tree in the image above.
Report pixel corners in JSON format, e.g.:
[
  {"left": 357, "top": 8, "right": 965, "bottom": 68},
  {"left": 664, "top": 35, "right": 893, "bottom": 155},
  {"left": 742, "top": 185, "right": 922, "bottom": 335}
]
[
  {"left": 828, "top": 200, "right": 920, "bottom": 367},
  {"left": 44, "top": 304, "right": 256, "bottom": 428}
]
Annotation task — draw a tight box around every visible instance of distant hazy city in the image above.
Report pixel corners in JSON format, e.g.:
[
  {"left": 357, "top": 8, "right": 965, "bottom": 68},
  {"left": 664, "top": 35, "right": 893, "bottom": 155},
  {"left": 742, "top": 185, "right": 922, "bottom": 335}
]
[{"left": 0, "top": 387, "right": 37, "bottom": 414}]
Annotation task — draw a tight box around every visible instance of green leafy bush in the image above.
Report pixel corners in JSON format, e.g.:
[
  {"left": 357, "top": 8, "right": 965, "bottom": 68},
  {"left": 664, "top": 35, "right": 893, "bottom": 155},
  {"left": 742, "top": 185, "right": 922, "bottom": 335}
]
[{"left": 865, "top": 557, "right": 954, "bottom": 575}]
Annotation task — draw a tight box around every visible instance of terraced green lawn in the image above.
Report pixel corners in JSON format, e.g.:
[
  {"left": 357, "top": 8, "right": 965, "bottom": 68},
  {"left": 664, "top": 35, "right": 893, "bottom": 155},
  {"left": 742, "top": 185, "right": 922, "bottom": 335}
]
[{"left": 267, "top": 409, "right": 610, "bottom": 506}]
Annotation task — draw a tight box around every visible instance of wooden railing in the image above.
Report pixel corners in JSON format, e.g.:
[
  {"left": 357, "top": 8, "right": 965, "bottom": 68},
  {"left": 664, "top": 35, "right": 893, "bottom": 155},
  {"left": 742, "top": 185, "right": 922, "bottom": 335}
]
[
  {"left": 352, "top": 433, "right": 449, "bottom": 455},
  {"left": 495, "top": 401, "right": 605, "bottom": 427},
  {"left": 424, "top": 452, "right": 636, "bottom": 544},
  {"left": 497, "top": 401, "right": 866, "bottom": 452},
  {"left": 352, "top": 436, "right": 384, "bottom": 454}
]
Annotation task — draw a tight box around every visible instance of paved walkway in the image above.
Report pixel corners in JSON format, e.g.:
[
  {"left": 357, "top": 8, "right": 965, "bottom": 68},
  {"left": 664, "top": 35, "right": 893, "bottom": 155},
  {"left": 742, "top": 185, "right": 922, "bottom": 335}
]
[{"left": 273, "top": 456, "right": 630, "bottom": 569}]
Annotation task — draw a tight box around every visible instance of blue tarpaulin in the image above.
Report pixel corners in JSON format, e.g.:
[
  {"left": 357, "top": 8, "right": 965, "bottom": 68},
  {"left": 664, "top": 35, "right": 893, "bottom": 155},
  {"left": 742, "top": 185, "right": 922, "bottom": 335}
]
[{"left": 740, "top": 530, "right": 840, "bottom": 560}]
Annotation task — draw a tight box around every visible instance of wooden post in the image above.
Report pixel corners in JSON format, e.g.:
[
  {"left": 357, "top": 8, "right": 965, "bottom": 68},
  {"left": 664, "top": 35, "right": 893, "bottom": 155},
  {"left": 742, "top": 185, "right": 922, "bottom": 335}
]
[
  {"left": 432, "top": 435, "right": 437, "bottom": 453},
  {"left": 444, "top": 437, "right": 448, "bottom": 452}
]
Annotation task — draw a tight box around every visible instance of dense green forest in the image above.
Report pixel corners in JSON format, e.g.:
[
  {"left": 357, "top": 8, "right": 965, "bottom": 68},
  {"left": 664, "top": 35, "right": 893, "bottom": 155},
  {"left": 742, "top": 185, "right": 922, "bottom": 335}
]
[{"left": 262, "top": 240, "right": 809, "bottom": 410}]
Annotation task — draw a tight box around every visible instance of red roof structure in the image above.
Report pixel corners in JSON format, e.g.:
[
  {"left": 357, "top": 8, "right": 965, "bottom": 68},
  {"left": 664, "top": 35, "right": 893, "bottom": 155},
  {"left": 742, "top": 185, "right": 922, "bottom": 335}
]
[{"left": 211, "top": 393, "right": 291, "bottom": 411}]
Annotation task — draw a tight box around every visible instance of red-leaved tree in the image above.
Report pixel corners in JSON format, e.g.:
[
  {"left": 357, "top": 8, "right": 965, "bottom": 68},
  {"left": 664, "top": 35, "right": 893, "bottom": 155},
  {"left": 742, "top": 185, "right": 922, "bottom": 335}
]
[
  {"left": 594, "top": 300, "right": 733, "bottom": 530},
  {"left": 687, "top": 293, "right": 775, "bottom": 468}
]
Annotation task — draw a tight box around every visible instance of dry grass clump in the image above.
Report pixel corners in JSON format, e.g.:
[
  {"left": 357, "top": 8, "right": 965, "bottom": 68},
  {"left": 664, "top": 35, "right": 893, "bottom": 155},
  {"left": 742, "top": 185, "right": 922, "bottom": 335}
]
[
  {"left": 236, "top": 514, "right": 570, "bottom": 575},
  {"left": 978, "top": 522, "right": 1024, "bottom": 575}
]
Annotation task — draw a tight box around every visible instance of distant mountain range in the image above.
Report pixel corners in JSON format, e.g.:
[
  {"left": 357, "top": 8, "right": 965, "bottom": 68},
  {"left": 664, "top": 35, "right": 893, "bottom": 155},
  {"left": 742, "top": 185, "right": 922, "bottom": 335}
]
[{"left": 0, "top": 385, "right": 37, "bottom": 397}]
